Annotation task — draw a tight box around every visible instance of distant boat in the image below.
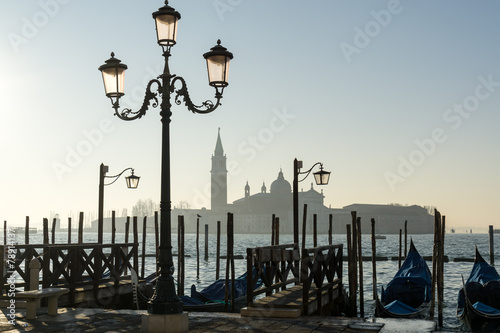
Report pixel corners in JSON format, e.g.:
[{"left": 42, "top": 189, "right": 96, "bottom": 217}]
[
  {"left": 12, "top": 227, "right": 37, "bottom": 234},
  {"left": 371, "top": 235, "right": 386, "bottom": 240},
  {"left": 451, "top": 229, "right": 455, "bottom": 233}
]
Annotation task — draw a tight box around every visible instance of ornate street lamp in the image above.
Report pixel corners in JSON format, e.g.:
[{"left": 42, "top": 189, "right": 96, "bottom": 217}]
[
  {"left": 98, "top": 1, "right": 233, "bottom": 316},
  {"left": 98, "top": 163, "right": 139, "bottom": 244},
  {"left": 292, "top": 158, "right": 331, "bottom": 244}
]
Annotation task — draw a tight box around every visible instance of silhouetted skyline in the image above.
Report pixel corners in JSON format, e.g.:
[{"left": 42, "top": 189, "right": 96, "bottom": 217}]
[{"left": 1, "top": 1, "right": 499, "bottom": 230}]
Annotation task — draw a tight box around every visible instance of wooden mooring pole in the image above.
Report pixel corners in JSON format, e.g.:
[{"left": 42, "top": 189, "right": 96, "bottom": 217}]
[
  {"left": 154, "top": 212, "right": 159, "bottom": 274},
  {"left": 356, "top": 217, "right": 364, "bottom": 317},
  {"left": 204, "top": 224, "right": 209, "bottom": 261},
  {"left": 271, "top": 214, "right": 276, "bottom": 246},
  {"left": 25, "top": 216, "right": 30, "bottom": 245},
  {"left": 141, "top": 216, "right": 147, "bottom": 278},
  {"left": 274, "top": 217, "right": 280, "bottom": 245},
  {"left": 351, "top": 211, "right": 358, "bottom": 316},
  {"left": 225, "top": 213, "right": 235, "bottom": 312},
  {"left": 371, "top": 218, "right": 377, "bottom": 300},
  {"left": 328, "top": 214, "right": 333, "bottom": 245},
  {"left": 489, "top": 225, "right": 495, "bottom": 265},
  {"left": 78, "top": 212, "right": 84, "bottom": 244},
  {"left": 398, "top": 229, "right": 402, "bottom": 269},
  {"left": 67, "top": 217, "right": 71, "bottom": 244},
  {"left": 216, "top": 221, "right": 221, "bottom": 280},
  {"left": 302, "top": 204, "right": 308, "bottom": 252},
  {"left": 196, "top": 216, "right": 200, "bottom": 279},
  {"left": 313, "top": 214, "right": 318, "bottom": 247},
  {"left": 178, "top": 215, "right": 185, "bottom": 296},
  {"left": 111, "top": 211, "right": 116, "bottom": 244},
  {"left": 346, "top": 224, "right": 356, "bottom": 316}
]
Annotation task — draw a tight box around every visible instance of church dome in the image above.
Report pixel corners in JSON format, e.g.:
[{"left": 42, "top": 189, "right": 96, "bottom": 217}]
[{"left": 270, "top": 169, "right": 291, "bottom": 195}]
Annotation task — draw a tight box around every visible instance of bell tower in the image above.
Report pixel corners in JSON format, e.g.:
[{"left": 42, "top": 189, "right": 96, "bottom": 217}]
[{"left": 211, "top": 128, "right": 227, "bottom": 210}]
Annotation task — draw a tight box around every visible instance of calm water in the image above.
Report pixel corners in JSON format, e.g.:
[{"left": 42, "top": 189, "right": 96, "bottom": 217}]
[{"left": 9, "top": 231, "right": 499, "bottom": 330}]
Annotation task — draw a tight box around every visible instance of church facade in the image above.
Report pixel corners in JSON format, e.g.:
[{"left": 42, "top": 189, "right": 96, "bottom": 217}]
[{"left": 172, "top": 131, "right": 434, "bottom": 235}]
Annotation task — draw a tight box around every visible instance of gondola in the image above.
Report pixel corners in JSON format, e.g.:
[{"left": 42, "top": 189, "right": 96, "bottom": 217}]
[
  {"left": 180, "top": 270, "right": 261, "bottom": 312},
  {"left": 375, "top": 240, "right": 432, "bottom": 318},
  {"left": 457, "top": 247, "right": 500, "bottom": 331}
]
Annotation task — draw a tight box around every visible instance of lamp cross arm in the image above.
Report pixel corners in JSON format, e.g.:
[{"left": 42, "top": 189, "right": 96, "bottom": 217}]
[
  {"left": 297, "top": 162, "right": 324, "bottom": 183},
  {"left": 104, "top": 167, "right": 135, "bottom": 186},
  {"left": 171, "top": 76, "right": 222, "bottom": 114},
  {"left": 113, "top": 79, "right": 162, "bottom": 121}
]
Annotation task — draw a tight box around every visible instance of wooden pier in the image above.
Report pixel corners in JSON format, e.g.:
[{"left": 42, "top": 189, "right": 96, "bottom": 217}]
[{"left": 242, "top": 242, "right": 344, "bottom": 318}]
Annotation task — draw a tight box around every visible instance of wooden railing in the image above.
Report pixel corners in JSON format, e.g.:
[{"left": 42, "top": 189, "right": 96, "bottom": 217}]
[
  {"left": 301, "top": 244, "right": 343, "bottom": 315},
  {"left": 1, "top": 243, "right": 138, "bottom": 304},
  {"left": 246, "top": 243, "right": 300, "bottom": 306},
  {"left": 245, "top": 243, "right": 343, "bottom": 316}
]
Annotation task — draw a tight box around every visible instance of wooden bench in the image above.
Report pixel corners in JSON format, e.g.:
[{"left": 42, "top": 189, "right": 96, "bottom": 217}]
[{"left": 15, "top": 287, "right": 69, "bottom": 319}]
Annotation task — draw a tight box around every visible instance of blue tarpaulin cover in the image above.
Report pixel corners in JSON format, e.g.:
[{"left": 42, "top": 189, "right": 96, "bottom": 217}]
[
  {"left": 180, "top": 270, "right": 261, "bottom": 306},
  {"left": 384, "top": 300, "right": 419, "bottom": 315},
  {"left": 472, "top": 301, "right": 500, "bottom": 315},
  {"left": 381, "top": 242, "right": 432, "bottom": 309}
]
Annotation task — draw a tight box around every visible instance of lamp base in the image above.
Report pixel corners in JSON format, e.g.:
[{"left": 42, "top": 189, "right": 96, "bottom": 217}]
[
  {"left": 142, "top": 312, "right": 188, "bottom": 333},
  {"left": 147, "top": 299, "right": 183, "bottom": 314}
]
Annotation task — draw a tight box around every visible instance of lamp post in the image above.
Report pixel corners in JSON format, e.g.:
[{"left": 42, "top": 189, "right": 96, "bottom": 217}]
[
  {"left": 292, "top": 158, "right": 331, "bottom": 244},
  {"left": 98, "top": 1, "right": 233, "bottom": 315},
  {"left": 98, "top": 163, "right": 140, "bottom": 244}
]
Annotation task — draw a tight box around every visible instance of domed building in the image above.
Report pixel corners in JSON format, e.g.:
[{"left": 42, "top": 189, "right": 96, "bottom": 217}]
[{"left": 171, "top": 130, "right": 434, "bottom": 235}]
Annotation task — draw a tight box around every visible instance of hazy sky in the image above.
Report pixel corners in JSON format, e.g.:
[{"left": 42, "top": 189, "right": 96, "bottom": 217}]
[{"left": 1, "top": 1, "right": 499, "bottom": 230}]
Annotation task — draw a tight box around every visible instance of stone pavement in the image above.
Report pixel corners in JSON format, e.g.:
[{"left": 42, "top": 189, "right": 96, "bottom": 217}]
[{"left": 0, "top": 307, "right": 452, "bottom": 332}]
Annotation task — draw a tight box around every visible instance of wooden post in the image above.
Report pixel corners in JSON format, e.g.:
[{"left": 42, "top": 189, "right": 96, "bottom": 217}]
[
  {"left": 67, "top": 217, "right": 72, "bottom": 244},
  {"left": 216, "top": 221, "right": 221, "bottom": 280},
  {"left": 42, "top": 218, "right": 50, "bottom": 288},
  {"left": 124, "top": 216, "right": 130, "bottom": 276},
  {"left": 328, "top": 214, "right": 333, "bottom": 245},
  {"left": 141, "top": 216, "right": 147, "bottom": 278},
  {"left": 357, "top": 217, "right": 364, "bottom": 317},
  {"left": 371, "top": 218, "right": 377, "bottom": 300},
  {"left": 225, "top": 213, "right": 235, "bottom": 312},
  {"left": 351, "top": 211, "right": 358, "bottom": 316},
  {"left": 404, "top": 220, "right": 408, "bottom": 257},
  {"left": 78, "top": 212, "right": 84, "bottom": 244},
  {"left": 430, "top": 209, "right": 440, "bottom": 320},
  {"left": 196, "top": 216, "right": 200, "bottom": 279},
  {"left": 271, "top": 214, "right": 276, "bottom": 246},
  {"left": 3, "top": 220, "right": 7, "bottom": 245},
  {"left": 154, "top": 211, "right": 159, "bottom": 274},
  {"left": 275, "top": 217, "right": 280, "bottom": 245},
  {"left": 51, "top": 218, "right": 57, "bottom": 244},
  {"left": 43, "top": 218, "right": 49, "bottom": 245},
  {"left": 111, "top": 211, "right": 116, "bottom": 244},
  {"left": 178, "top": 215, "right": 185, "bottom": 296},
  {"left": 301, "top": 204, "right": 308, "bottom": 252},
  {"left": 25, "top": 216, "right": 30, "bottom": 245},
  {"left": 313, "top": 214, "right": 317, "bottom": 248},
  {"left": 490, "top": 225, "right": 495, "bottom": 265},
  {"left": 204, "top": 224, "right": 209, "bottom": 261},
  {"left": 438, "top": 215, "right": 445, "bottom": 327},
  {"left": 398, "top": 229, "right": 402, "bottom": 269},
  {"left": 346, "top": 224, "right": 355, "bottom": 316},
  {"left": 133, "top": 216, "right": 139, "bottom": 272}
]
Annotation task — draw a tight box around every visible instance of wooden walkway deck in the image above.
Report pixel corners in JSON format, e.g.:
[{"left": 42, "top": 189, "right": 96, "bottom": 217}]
[{"left": 242, "top": 243, "right": 344, "bottom": 318}]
